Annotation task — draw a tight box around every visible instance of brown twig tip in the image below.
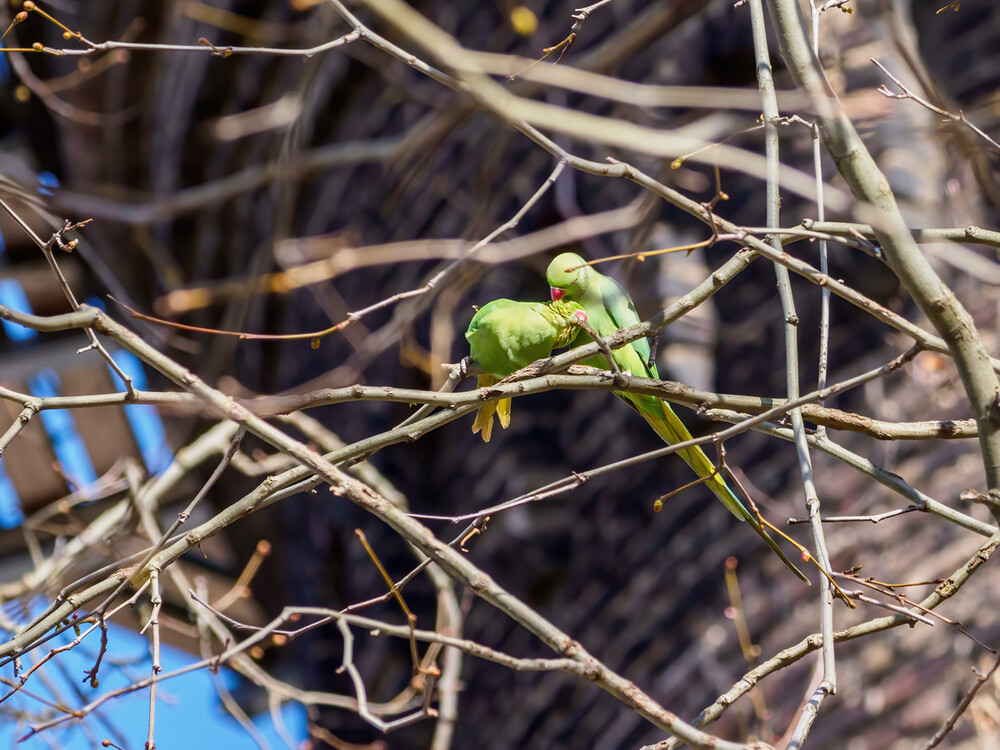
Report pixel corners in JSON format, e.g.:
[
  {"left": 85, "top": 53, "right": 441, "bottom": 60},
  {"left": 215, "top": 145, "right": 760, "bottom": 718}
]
[
  {"left": 198, "top": 36, "right": 234, "bottom": 57},
  {"left": 21, "top": 1, "right": 83, "bottom": 42},
  {"left": 0, "top": 12, "right": 29, "bottom": 45}
]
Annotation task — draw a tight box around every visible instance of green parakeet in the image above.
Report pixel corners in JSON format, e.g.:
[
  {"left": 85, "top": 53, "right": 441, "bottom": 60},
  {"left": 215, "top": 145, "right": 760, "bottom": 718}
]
[
  {"left": 466, "top": 298, "right": 586, "bottom": 442},
  {"left": 546, "top": 252, "right": 808, "bottom": 583}
]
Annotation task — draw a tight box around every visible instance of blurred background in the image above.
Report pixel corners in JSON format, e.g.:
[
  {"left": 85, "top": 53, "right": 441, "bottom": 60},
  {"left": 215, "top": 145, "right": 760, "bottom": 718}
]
[{"left": 1, "top": 0, "right": 1000, "bottom": 748}]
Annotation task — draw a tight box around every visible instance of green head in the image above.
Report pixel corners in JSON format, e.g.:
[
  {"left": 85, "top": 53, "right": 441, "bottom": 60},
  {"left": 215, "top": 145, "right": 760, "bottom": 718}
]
[{"left": 546, "top": 252, "right": 592, "bottom": 302}]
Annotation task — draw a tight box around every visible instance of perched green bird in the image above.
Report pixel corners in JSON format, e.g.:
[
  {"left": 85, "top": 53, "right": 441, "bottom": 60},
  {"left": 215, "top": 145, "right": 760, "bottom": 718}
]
[
  {"left": 466, "top": 298, "right": 586, "bottom": 442},
  {"left": 546, "top": 251, "right": 808, "bottom": 583}
]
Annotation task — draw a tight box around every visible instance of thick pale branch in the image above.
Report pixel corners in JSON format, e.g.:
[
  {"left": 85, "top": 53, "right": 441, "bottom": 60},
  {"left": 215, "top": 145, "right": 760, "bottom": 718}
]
[{"left": 767, "top": 0, "right": 1000, "bottom": 519}]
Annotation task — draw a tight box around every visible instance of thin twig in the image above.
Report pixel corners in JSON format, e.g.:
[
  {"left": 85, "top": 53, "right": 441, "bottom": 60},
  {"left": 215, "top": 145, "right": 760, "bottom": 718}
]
[
  {"left": 871, "top": 58, "right": 1000, "bottom": 153},
  {"left": 920, "top": 653, "right": 1000, "bottom": 749}
]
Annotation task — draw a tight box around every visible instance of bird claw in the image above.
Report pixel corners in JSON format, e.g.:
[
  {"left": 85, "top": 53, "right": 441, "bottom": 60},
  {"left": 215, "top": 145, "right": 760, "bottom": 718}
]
[{"left": 458, "top": 356, "right": 472, "bottom": 378}]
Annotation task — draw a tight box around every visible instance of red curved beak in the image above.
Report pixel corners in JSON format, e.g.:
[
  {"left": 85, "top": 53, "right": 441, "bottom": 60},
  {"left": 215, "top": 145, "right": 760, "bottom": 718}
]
[{"left": 550, "top": 287, "right": 565, "bottom": 301}]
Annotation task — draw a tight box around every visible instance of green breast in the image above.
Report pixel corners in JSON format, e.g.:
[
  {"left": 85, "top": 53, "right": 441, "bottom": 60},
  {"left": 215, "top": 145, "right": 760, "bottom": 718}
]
[{"left": 467, "top": 299, "right": 580, "bottom": 377}]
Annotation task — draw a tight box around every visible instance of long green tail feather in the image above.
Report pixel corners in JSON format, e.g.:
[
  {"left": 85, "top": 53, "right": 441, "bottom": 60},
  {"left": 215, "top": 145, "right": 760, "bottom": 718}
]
[{"left": 628, "top": 393, "right": 810, "bottom": 584}]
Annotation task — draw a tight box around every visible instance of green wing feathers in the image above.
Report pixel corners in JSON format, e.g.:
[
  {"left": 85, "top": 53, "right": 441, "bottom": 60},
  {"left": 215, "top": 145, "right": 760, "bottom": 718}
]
[
  {"left": 547, "top": 252, "right": 809, "bottom": 583},
  {"left": 597, "top": 273, "right": 653, "bottom": 370},
  {"left": 466, "top": 298, "right": 583, "bottom": 441}
]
